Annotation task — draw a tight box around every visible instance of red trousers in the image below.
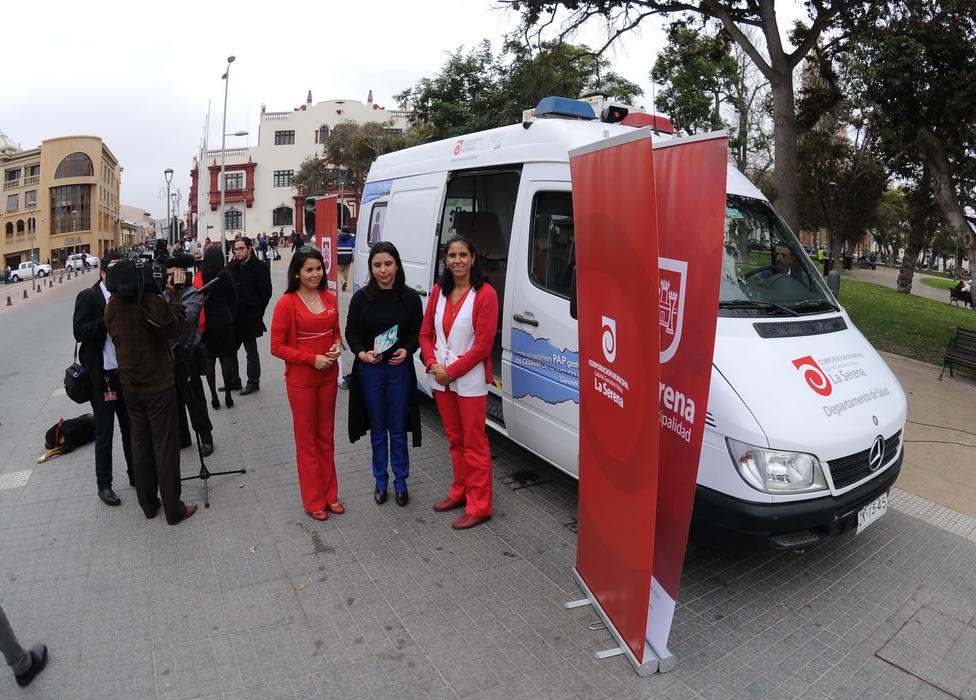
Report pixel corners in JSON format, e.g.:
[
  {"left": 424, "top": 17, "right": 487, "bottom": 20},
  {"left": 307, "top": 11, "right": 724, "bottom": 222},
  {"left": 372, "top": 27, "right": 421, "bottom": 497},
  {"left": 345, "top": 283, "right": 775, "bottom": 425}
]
[
  {"left": 286, "top": 380, "right": 339, "bottom": 512},
  {"left": 434, "top": 390, "right": 493, "bottom": 517}
]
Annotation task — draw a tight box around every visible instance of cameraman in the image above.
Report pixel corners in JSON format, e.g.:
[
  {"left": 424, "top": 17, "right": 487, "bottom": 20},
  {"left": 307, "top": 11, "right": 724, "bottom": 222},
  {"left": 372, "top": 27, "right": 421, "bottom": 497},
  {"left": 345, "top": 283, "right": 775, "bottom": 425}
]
[{"left": 104, "top": 259, "right": 198, "bottom": 526}]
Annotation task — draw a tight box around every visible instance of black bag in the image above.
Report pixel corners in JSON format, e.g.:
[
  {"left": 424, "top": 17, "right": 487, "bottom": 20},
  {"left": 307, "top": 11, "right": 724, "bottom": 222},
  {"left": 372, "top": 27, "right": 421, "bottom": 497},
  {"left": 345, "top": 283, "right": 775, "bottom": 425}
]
[{"left": 64, "top": 344, "right": 91, "bottom": 404}]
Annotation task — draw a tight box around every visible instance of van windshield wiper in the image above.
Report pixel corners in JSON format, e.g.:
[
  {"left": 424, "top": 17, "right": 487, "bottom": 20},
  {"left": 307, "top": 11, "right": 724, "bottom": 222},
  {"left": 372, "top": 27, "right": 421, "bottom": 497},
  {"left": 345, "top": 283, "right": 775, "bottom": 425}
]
[
  {"left": 719, "top": 299, "right": 799, "bottom": 316},
  {"left": 788, "top": 299, "right": 840, "bottom": 313}
]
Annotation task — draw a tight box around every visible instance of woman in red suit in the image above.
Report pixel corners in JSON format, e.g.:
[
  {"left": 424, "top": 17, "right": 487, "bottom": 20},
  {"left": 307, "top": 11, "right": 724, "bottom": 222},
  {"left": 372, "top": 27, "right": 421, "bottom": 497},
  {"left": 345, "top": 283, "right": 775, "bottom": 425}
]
[
  {"left": 270, "top": 247, "right": 344, "bottom": 521},
  {"left": 419, "top": 234, "right": 499, "bottom": 530}
]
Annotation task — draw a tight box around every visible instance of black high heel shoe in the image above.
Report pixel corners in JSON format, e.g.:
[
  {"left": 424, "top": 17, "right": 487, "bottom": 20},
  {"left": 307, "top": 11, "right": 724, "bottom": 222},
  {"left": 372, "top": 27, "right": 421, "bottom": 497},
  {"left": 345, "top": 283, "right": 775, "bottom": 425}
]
[
  {"left": 211, "top": 396, "right": 220, "bottom": 410},
  {"left": 225, "top": 390, "right": 234, "bottom": 408}
]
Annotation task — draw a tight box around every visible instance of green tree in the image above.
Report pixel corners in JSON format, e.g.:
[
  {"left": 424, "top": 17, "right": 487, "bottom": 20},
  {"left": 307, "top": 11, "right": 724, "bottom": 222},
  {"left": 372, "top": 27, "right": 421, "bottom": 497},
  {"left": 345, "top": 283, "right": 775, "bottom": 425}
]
[
  {"left": 396, "top": 38, "right": 641, "bottom": 140},
  {"left": 651, "top": 20, "right": 739, "bottom": 134},
  {"left": 294, "top": 121, "right": 425, "bottom": 206},
  {"left": 504, "top": 0, "right": 856, "bottom": 234},
  {"left": 395, "top": 40, "right": 507, "bottom": 139},
  {"left": 839, "top": 0, "right": 976, "bottom": 295},
  {"left": 795, "top": 45, "right": 885, "bottom": 263},
  {"left": 501, "top": 38, "right": 642, "bottom": 124},
  {"left": 872, "top": 188, "right": 909, "bottom": 266}
]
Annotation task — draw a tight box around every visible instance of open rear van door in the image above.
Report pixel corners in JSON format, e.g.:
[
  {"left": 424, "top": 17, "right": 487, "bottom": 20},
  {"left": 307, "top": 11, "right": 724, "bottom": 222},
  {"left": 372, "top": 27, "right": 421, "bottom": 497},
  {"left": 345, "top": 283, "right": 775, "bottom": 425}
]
[{"left": 367, "top": 172, "right": 448, "bottom": 300}]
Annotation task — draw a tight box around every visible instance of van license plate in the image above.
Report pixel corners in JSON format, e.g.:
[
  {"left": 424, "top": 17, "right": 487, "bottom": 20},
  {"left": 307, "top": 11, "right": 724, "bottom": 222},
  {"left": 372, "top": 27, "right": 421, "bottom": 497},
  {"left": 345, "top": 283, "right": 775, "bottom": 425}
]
[{"left": 856, "top": 492, "right": 888, "bottom": 534}]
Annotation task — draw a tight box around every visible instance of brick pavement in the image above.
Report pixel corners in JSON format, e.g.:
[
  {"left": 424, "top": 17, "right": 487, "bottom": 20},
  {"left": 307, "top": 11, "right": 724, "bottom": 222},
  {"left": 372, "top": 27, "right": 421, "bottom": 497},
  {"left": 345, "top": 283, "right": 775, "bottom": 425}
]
[{"left": 0, "top": 267, "right": 974, "bottom": 698}]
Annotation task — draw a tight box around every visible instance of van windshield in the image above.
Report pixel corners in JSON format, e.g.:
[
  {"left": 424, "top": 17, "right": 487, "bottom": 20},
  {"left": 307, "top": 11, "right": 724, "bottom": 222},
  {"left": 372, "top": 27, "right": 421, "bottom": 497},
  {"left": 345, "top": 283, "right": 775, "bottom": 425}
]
[{"left": 719, "top": 195, "right": 837, "bottom": 316}]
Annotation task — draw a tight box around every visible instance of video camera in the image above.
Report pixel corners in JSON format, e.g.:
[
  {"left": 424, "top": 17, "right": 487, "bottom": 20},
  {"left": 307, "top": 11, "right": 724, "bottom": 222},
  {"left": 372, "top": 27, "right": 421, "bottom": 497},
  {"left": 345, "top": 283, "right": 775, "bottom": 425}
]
[{"left": 105, "top": 246, "right": 196, "bottom": 298}]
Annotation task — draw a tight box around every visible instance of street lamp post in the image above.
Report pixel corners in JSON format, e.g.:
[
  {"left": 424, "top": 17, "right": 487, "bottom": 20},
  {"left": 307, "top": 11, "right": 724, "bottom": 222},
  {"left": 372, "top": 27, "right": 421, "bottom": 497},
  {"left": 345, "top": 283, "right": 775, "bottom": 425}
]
[
  {"left": 164, "top": 168, "right": 174, "bottom": 245},
  {"left": 220, "top": 55, "right": 236, "bottom": 249},
  {"left": 827, "top": 181, "right": 839, "bottom": 272},
  {"left": 71, "top": 209, "right": 78, "bottom": 256},
  {"left": 171, "top": 192, "right": 180, "bottom": 245},
  {"left": 223, "top": 130, "right": 248, "bottom": 240},
  {"left": 826, "top": 181, "right": 841, "bottom": 296},
  {"left": 27, "top": 201, "right": 36, "bottom": 291}
]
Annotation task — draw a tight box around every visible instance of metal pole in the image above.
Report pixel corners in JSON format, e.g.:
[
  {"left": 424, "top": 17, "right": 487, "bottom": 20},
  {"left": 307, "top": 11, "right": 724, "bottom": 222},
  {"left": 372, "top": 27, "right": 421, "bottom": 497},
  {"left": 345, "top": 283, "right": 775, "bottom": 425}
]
[
  {"left": 220, "top": 56, "right": 235, "bottom": 249},
  {"left": 165, "top": 180, "right": 172, "bottom": 245},
  {"left": 28, "top": 202, "right": 36, "bottom": 291}
]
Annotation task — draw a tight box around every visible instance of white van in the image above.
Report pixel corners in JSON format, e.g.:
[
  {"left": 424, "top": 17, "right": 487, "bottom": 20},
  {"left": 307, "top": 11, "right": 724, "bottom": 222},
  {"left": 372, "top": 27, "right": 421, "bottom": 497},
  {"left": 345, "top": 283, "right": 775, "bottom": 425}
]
[{"left": 352, "top": 96, "right": 906, "bottom": 549}]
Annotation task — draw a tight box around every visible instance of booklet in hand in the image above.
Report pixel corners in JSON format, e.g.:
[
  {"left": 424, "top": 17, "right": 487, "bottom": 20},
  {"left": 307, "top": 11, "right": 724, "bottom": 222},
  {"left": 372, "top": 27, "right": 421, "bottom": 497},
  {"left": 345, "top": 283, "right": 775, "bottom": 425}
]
[{"left": 373, "top": 325, "right": 399, "bottom": 354}]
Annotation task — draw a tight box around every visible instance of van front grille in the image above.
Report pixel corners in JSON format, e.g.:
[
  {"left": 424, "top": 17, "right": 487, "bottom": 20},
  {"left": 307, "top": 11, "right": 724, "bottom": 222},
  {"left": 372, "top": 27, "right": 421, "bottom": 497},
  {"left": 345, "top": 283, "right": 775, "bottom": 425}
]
[{"left": 827, "top": 431, "right": 901, "bottom": 489}]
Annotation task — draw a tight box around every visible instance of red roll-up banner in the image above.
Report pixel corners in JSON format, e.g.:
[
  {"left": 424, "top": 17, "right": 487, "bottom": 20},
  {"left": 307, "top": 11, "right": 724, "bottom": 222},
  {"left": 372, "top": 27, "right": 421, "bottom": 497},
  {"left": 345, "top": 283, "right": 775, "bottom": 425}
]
[
  {"left": 315, "top": 196, "right": 339, "bottom": 294},
  {"left": 571, "top": 129, "right": 660, "bottom": 667},
  {"left": 647, "top": 134, "right": 728, "bottom": 662},
  {"left": 571, "top": 130, "right": 727, "bottom": 673}
]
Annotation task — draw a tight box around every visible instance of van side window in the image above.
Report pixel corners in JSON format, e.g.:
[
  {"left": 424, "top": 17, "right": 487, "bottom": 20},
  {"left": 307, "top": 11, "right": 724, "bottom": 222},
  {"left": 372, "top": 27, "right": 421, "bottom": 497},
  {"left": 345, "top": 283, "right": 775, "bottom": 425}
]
[
  {"left": 367, "top": 203, "right": 386, "bottom": 246},
  {"left": 530, "top": 191, "right": 574, "bottom": 298}
]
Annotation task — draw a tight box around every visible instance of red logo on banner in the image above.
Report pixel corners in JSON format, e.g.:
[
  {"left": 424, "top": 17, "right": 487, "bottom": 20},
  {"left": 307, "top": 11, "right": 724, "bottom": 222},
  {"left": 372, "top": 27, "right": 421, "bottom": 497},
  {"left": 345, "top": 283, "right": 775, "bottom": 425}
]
[
  {"left": 792, "top": 355, "right": 833, "bottom": 396},
  {"left": 454, "top": 139, "right": 464, "bottom": 156},
  {"left": 601, "top": 316, "right": 617, "bottom": 363},
  {"left": 658, "top": 258, "right": 687, "bottom": 363}
]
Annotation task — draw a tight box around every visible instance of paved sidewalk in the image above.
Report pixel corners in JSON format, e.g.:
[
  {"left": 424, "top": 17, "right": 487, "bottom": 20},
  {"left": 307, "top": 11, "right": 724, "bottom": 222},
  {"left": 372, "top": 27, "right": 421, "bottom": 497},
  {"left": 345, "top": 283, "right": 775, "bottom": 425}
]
[{"left": 1, "top": 266, "right": 974, "bottom": 698}]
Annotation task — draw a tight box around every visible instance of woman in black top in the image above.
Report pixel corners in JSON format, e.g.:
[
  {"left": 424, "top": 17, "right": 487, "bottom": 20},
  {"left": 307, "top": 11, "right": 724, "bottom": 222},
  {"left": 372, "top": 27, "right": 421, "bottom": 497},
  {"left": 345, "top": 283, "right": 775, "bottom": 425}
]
[
  {"left": 197, "top": 247, "right": 239, "bottom": 409},
  {"left": 345, "top": 242, "right": 423, "bottom": 506}
]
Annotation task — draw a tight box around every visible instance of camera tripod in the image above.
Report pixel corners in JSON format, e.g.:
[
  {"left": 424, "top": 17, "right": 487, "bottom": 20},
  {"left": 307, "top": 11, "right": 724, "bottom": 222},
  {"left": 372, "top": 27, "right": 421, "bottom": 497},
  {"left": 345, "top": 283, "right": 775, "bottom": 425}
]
[{"left": 177, "top": 351, "right": 245, "bottom": 508}]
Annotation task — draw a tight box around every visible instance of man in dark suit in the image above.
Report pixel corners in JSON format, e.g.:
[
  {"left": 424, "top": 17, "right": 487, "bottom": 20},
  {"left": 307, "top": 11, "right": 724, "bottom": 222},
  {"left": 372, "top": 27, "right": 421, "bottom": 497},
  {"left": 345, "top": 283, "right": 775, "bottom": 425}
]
[
  {"left": 228, "top": 236, "right": 272, "bottom": 395},
  {"left": 72, "top": 251, "right": 133, "bottom": 506}
]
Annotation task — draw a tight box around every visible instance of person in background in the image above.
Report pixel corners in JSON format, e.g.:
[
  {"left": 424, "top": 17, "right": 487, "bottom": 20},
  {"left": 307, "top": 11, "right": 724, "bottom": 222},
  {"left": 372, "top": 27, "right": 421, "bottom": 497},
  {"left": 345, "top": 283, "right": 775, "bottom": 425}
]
[
  {"left": 290, "top": 229, "right": 304, "bottom": 252},
  {"left": 419, "top": 235, "right": 499, "bottom": 530},
  {"left": 104, "top": 260, "right": 197, "bottom": 525},
  {"left": 270, "top": 247, "right": 344, "bottom": 521},
  {"left": 72, "top": 251, "right": 134, "bottom": 506},
  {"left": 170, "top": 274, "right": 214, "bottom": 457},
  {"left": 345, "top": 242, "right": 423, "bottom": 507},
  {"left": 337, "top": 227, "right": 356, "bottom": 291},
  {"left": 227, "top": 236, "right": 272, "bottom": 396},
  {"left": 0, "top": 604, "right": 47, "bottom": 688},
  {"left": 196, "top": 247, "right": 239, "bottom": 410}
]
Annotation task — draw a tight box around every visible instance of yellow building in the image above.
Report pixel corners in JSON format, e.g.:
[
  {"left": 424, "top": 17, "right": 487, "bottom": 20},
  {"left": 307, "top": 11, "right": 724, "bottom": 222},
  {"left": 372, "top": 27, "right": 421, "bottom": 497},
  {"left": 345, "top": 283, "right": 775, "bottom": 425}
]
[{"left": 1, "top": 131, "right": 121, "bottom": 269}]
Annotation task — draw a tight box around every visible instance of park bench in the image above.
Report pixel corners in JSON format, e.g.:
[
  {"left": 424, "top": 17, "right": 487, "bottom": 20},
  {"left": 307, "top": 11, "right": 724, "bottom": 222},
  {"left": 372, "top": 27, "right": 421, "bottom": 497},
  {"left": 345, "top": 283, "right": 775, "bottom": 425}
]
[
  {"left": 949, "top": 284, "right": 974, "bottom": 308},
  {"left": 939, "top": 326, "right": 976, "bottom": 380}
]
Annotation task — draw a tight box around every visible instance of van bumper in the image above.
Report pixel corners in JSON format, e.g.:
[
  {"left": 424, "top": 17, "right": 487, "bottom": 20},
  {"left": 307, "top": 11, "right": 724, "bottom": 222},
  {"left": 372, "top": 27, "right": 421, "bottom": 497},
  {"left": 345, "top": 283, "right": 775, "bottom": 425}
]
[{"left": 691, "top": 450, "right": 903, "bottom": 550}]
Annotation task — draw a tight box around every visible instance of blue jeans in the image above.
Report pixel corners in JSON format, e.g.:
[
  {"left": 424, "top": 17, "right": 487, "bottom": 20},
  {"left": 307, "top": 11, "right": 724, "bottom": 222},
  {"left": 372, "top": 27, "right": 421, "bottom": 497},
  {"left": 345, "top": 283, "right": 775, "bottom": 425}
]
[{"left": 358, "top": 361, "right": 412, "bottom": 492}]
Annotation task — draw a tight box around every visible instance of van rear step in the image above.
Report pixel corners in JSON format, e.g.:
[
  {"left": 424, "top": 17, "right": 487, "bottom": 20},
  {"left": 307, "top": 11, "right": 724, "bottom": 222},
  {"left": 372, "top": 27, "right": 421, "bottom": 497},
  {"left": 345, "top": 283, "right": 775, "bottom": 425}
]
[{"left": 487, "top": 393, "right": 505, "bottom": 426}]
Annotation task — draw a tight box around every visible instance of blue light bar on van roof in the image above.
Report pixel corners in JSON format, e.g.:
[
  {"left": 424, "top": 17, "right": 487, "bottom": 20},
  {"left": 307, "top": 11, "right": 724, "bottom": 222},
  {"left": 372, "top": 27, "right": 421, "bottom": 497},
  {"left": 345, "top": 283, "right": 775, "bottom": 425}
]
[{"left": 534, "top": 96, "right": 597, "bottom": 120}]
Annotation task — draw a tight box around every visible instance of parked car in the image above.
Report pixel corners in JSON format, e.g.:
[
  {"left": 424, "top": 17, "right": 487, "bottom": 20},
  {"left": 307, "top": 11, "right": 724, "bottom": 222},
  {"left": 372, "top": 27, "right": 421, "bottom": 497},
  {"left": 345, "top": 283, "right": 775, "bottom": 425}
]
[
  {"left": 9, "top": 261, "right": 52, "bottom": 282},
  {"left": 65, "top": 253, "right": 99, "bottom": 270}
]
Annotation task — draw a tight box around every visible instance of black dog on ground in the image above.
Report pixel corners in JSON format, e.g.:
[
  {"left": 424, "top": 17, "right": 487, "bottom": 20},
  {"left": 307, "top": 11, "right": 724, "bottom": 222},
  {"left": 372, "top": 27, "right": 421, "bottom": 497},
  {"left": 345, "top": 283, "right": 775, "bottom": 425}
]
[{"left": 38, "top": 414, "right": 96, "bottom": 463}]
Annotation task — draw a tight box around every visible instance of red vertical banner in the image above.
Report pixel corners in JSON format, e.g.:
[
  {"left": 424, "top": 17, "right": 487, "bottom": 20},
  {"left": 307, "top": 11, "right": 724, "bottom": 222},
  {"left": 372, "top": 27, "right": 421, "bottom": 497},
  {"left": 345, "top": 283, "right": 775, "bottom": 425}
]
[
  {"left": 646, "top": 134, "right": 728, "bottom": 662},
  {"left": 315, "top": 196, "right": 339, "bottom": 294},
  {"left": 570, "top": 130, "right": 660, "bottom": 667}
]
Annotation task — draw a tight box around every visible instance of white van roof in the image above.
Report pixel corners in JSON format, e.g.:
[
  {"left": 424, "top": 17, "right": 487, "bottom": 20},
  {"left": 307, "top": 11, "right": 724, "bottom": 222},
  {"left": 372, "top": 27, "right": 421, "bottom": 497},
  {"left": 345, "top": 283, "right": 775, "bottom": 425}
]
[
  {"left": 366, "top": 118, "right": 635, "bottom": 182},
  {"left": 366, "top": 116, "right": 770, "bottom": 205}
]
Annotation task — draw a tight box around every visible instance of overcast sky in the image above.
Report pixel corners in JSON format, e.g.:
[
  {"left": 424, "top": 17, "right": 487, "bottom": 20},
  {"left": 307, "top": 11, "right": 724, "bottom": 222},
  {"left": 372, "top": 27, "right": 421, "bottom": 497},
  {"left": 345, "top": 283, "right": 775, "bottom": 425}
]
[{"left": 1, "top": 0, "right": 802, "bottom": 221}]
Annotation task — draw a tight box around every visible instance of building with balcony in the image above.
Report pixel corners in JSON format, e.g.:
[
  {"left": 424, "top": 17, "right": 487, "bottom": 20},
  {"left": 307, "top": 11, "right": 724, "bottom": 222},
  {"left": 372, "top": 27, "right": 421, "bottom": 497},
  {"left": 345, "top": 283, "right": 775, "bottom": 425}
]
[
  {"left": 188, "top": 90, "right": 409, "bottom": 248},
  {"left": 1, "top": 131, "right": 123, "bottom": 269}
]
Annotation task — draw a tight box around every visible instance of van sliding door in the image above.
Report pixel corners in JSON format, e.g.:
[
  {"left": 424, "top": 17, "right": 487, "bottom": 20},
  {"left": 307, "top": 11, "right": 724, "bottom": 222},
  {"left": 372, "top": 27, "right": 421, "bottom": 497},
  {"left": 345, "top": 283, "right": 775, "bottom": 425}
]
[{"left": 383, "top": 172, "right": 449, "bottom": 298}]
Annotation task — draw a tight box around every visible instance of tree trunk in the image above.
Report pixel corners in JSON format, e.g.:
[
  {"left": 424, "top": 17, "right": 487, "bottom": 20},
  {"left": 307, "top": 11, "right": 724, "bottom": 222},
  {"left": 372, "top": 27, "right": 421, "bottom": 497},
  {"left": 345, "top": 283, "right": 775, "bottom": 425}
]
[
  {"left": 769, "top": 68, "right": 799, "bottom": 233},
  {"left": 896, "top": 241, "right": 921, "bottom": 294},
  {"left": 916, "top": 128, "right": 976, "bottom": 304}
]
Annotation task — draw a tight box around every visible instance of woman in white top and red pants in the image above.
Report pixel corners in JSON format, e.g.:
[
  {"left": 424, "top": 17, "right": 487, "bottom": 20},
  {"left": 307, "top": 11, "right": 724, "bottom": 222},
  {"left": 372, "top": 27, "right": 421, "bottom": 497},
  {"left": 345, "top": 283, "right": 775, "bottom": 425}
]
[{"left": 419, "top": 234, "right": 499, "bottom": 530}]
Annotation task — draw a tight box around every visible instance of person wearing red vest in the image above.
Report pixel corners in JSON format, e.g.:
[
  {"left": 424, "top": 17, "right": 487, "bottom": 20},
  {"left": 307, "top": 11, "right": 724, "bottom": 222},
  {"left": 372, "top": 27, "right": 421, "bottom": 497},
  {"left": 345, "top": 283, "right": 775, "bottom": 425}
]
[{"left": 419, "top": 235, "right": 499, "bottom": 529}]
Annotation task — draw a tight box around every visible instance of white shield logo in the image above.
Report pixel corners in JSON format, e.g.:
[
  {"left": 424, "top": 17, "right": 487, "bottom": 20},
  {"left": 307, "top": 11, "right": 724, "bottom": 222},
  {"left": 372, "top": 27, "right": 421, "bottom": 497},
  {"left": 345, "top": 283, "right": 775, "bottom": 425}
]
[{"left": 659, "top": 257, "right": 687, "bottom": 364}]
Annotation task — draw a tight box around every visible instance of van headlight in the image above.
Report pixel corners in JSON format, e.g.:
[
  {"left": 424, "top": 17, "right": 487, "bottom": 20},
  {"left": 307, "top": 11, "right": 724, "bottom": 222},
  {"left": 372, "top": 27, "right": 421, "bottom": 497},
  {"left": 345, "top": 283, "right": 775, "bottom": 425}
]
[{"left": 727, "top": 438, "right": 828, "bottom": 494}]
